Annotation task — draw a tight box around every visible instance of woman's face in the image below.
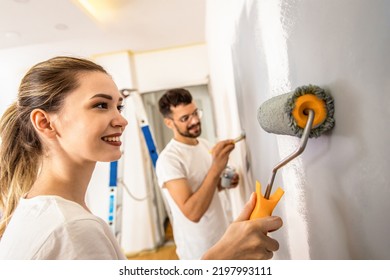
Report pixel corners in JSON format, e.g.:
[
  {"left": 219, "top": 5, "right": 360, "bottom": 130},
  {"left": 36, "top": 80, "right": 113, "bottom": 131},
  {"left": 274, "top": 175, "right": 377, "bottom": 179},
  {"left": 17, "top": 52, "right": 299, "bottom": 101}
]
[{"left": 52, "top": 71, "right": 128, "bottom": 163}]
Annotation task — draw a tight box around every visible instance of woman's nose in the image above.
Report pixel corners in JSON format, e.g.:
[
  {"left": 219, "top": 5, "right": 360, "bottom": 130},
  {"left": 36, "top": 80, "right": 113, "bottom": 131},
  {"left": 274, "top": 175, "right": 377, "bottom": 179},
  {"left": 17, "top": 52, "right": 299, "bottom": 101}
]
[{"left": 112, "top": 112, "right": 128, "bottom": 129}]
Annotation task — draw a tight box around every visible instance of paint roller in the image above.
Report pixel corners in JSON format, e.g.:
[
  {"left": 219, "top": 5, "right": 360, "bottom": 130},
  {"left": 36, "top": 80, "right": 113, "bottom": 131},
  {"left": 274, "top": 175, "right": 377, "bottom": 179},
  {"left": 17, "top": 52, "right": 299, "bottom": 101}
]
[{"left": 250, "top": 84, "right": 335, "bottom": 219}]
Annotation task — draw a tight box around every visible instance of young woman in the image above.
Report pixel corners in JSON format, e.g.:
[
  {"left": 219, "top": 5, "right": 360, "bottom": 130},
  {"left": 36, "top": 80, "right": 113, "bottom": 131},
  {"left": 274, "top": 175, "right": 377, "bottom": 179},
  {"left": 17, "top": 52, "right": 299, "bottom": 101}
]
[
  {"left": 0, "top": 56, "right": 128, "bottom": 259},
  {"left": 0, "top": 56, "right": 282, "bottom": 260}
]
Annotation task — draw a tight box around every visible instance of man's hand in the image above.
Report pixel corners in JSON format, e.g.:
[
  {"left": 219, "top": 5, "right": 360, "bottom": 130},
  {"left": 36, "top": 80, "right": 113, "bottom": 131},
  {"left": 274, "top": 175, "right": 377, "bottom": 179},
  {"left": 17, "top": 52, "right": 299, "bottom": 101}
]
[
  {"left": 210, "top": 140, "right": 235, "bottom": 174},
  {"left": 229, "top": 172, "right": 239, "bottom": 188}
]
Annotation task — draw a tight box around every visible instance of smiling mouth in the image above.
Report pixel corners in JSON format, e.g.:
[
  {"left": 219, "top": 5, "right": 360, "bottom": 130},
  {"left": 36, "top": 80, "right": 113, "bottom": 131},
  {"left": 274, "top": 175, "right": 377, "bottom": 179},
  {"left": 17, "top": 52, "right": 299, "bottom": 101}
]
[
  {"left": 188, "top": 124, "right": 200, "bottom": 130},
  {"left": 102, "top": 136, "right": 122, "bottom": 146},
  {"left": 102, "top": 136, "right": 120, "bottom": 142}
]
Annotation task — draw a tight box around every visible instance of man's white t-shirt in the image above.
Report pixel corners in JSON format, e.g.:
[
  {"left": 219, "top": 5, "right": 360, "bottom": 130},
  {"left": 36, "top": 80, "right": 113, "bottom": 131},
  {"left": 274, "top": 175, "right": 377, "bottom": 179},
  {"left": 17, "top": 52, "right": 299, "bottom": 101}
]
[
  {"left": 0, "top": 195, "right": 126, "bottom": 260},
  {"left": 156, "top": 138, "right": 229, "bottom": 260}
]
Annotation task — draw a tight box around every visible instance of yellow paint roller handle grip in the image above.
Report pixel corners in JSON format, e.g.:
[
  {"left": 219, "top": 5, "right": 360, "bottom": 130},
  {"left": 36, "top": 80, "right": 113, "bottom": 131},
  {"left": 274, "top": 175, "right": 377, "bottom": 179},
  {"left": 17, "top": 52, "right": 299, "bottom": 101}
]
[{"left": 250, "top": 181, "right": 284, "bottom": 219}]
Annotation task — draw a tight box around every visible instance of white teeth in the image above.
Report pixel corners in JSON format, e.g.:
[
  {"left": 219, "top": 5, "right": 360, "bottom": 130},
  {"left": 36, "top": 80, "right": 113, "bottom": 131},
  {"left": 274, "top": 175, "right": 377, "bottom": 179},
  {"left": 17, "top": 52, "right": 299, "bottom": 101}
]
[{"left": 103, "top": 136, "right": 120, "bottom": 142}]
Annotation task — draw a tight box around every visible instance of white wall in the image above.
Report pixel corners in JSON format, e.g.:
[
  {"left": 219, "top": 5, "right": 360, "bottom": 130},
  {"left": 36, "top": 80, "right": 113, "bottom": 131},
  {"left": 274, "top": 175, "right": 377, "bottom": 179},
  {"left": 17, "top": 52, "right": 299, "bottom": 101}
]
[
  {"left": 0, "top": 38, "right": 137, "bottom": 116},
  {"left": 205, "top": 1, "right": 256, "bottom": 218},
  {"left": 134, "top": 44, "right": 209, "bottom": 92},
  {"left": 206, "top": 0, "right": 390, "bottom": 259}
]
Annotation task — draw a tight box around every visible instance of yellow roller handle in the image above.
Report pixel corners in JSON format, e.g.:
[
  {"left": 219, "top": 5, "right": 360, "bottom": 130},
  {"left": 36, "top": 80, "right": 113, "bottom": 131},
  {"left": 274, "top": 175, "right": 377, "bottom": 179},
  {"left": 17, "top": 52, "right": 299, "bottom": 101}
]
[{"left": 250, "top": 181, "right": 284, "bottom": 219}]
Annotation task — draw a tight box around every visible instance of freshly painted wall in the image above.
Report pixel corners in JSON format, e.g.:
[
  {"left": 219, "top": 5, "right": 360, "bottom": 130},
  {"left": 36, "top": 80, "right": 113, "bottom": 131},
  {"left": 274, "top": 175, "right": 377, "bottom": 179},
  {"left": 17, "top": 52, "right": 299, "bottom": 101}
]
[{"left": 206, "top": 0, "right": 390, "bottom": 259}]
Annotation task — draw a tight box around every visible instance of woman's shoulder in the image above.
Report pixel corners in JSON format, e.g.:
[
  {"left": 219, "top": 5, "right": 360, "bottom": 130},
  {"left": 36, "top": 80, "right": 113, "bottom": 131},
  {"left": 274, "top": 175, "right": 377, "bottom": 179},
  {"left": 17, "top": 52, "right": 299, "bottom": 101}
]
[{"left": 19, "top": 195, "right": 100, "bottom": 226}]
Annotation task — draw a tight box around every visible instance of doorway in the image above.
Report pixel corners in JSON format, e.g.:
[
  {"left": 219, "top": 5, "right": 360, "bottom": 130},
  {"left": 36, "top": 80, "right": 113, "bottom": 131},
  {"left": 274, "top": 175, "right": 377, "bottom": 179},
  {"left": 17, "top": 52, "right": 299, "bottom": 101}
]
[{"left": 141, "top": 84, "right": 217, "bottom": 152}]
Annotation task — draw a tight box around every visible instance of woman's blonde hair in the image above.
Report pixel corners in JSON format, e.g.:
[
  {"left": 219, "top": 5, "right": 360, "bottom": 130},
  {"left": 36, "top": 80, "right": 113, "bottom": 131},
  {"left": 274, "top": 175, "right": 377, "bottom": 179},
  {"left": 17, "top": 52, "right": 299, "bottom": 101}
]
[{"left": 0, "top": 56, "right": 107, "bottom": 237}]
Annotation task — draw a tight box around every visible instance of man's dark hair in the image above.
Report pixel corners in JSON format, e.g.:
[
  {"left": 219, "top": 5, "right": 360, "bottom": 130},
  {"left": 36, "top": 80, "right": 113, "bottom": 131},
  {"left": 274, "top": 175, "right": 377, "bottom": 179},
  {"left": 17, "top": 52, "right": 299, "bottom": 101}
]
[{"left": 158, "top": 88, "right": 193, "bottom": 117}]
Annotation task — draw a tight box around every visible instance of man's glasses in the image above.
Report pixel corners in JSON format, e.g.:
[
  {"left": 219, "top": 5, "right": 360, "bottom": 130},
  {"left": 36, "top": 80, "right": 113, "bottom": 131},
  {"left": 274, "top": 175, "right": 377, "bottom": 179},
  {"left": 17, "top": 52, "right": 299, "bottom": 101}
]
[{"left": 171, "top": 109, "right": 203, "bottom": 123}]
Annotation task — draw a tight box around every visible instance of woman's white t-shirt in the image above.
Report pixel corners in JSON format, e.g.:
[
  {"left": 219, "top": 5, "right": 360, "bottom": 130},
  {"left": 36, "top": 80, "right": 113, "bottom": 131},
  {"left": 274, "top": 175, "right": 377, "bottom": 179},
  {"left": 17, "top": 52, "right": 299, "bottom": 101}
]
[{"left": 0, "top": 195, "right": 126, "bottom": 260}]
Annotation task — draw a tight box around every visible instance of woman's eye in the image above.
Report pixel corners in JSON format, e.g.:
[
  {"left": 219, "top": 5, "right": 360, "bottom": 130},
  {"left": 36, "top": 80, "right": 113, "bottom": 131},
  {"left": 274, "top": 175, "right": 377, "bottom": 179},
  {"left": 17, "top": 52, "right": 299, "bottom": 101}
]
[
  {"left": 117, "top": 105, "right": 125, "bottom": 112},
  {"left": 95, "top": 103, "right": 108, "bottom": 109}
]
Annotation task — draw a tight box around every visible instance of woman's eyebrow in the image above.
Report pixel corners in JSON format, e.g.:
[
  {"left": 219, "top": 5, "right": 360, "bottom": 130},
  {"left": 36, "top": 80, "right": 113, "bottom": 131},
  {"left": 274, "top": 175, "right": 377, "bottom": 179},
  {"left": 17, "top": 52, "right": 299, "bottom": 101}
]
[{"left": 90, "top": 93, "right": 123, "bottom": 102}]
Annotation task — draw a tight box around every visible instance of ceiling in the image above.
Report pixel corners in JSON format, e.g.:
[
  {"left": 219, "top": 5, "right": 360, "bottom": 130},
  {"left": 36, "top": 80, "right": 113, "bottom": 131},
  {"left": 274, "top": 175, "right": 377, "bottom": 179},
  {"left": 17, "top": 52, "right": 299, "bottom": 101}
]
[{"left": 0, "top": 0, "right": 206, "bottom": 52}]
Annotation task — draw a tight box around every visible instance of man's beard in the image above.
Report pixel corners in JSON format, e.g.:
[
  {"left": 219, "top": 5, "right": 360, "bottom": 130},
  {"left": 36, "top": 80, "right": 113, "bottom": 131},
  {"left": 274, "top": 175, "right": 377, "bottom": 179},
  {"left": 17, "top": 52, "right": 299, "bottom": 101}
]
[{"left": 175, "top": 122, "right": 202, "bottom": 138}]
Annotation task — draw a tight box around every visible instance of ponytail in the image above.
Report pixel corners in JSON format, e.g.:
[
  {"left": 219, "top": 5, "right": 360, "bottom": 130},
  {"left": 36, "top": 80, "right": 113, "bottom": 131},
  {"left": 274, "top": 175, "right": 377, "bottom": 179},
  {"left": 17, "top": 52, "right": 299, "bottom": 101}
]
[{"left": 0, "top": 102, "right": 41, "bottom": 237}]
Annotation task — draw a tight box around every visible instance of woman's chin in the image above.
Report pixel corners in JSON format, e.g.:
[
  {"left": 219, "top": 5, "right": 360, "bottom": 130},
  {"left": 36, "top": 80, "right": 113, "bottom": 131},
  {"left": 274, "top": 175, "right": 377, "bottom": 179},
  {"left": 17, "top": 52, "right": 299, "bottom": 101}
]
[{"left": 99, "top": 152, "right": 123, "bottom": 163}]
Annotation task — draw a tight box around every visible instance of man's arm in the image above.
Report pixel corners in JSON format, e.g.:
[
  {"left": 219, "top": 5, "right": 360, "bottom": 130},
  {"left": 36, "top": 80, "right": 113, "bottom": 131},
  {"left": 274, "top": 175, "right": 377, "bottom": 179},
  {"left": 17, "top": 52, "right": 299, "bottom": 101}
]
[{"left": 164, "top": 140, "right": 234, "bottom": 222}]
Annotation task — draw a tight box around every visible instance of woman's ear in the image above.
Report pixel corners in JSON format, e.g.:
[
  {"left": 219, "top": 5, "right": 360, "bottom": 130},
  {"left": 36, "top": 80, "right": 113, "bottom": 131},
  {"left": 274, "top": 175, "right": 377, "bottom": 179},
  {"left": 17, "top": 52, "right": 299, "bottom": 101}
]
[{"left": 30, "top": 109, "right": 57, "bottom": 138}]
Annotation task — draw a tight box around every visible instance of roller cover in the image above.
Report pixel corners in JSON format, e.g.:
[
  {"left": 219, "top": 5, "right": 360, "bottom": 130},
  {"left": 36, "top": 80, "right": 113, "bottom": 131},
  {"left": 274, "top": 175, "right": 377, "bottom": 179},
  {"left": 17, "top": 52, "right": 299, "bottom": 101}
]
[{"left": 257, "top": 85, "right": 335, "bottom": 138}]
